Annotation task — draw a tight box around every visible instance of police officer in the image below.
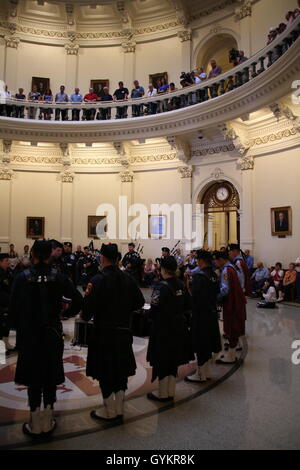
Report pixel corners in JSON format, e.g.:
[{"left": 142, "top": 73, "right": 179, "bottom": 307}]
[
  {"left": 77, "top": 247, "right": 99, "bottom": 290},
  {"left": 213, "top": 251, "right": 247, "bottom": 364},
  {"left": 122, "top": 243, "right": 141, "bottom": 283},
  {"left": 228, "top": 244, "right": 251, "bottom": 296},
  {"left": 0, "top": 253, "right": 14, "bottom": 353},
  {"left": 185, "top": 250, "right": 222, "bottom": 383},
  {"left": 9, "top": 241, "right": 74, "bottom": 437},
  {"left": 82, "top": 243, "right": 145, "bottom": 421},
  {"left": 147, "top": 256, "right": 192, "bottom": 402},
  {"left": 49, "top": 240, "right": 65, "bottom": 273},
  {"left": 62, "top": 242, "right": 76, "bottom": 283}
]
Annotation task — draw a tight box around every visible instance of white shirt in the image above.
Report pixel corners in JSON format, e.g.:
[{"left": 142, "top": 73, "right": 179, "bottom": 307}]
[
  {"left": 147, "top": 88, "right": 157, "bottom": 97},
  {"left": 271, "top": 269, "right": 284, "bottom": 286},
  {"left": 263, "top": 286, "right": 277, "bottom": 303}
]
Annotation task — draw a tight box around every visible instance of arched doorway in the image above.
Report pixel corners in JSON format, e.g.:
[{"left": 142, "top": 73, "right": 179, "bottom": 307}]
[
  {"left": 196, "top": 34, "right": 238, "bottom": 75},
  {"left": 200, "top": 181, "right": 240, "bottom": 250}
]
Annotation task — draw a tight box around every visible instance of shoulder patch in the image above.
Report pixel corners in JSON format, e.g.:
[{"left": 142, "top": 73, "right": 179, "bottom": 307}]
[
  {"left": 223, "top": 273, "right": 228, "bottom": 281},
  {"left": 85, "top": 282, "right": 93, "bottom": 296}
]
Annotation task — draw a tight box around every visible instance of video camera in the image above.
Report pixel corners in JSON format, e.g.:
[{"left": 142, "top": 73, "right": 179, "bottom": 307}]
[
  {"left": 229, "top": 48, "right": 240, "bottom": 65},
  {"left": 180, "top": 71, "right": 194, "bottom": 85}
]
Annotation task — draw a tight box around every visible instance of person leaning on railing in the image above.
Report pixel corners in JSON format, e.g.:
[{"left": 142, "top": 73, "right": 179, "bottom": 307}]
[
  {"left": 131, "top": 80, "right": 145, "bottom": 117},
  {"left": 113, "top": 81, "right": 129, "bottom": 119},
  {"left": 70, "top": 88, "right": 83, "bottom": 121},
  {"left": 100, "top": 87, "right": 113, "bottom": 120},
  {"left": 28, "top": 85, "right": 41, "bottom": 120},
  {"left": 55, "top": 85, "right": 69, "bottom": 121},
  {"left": 14, "top": 88, "right": 26, "bottom": 119},
  {"left": 83, "top": 88, "right": 98, "bottom": 121},
  {"left": 41, "top": 88, "right": 53, "bottom": 120}
]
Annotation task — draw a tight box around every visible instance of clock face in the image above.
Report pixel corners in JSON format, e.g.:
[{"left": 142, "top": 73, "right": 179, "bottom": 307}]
[{"left": 216, "top": 186, "right": 229, "bottom": 201}]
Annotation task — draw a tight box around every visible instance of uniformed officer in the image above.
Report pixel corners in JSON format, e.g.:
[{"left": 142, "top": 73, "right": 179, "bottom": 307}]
[
  {"left": 82, "top": 243, "right": 145, "bottom": 421},
  {"left": 0, "top": 253, "right": 14, "bottom": 353},
  {"left": 213, "top": 251, "right": 247, "bottom": 364},
  {"left": 62, "top": 242, "right": 76, "bottom": 283},
  {"left": 228, "top": 244, "right": 252, "bottom": 296},
  {"left": 9, "top": 241, "right": 74, "bottom": 437},
  {"left": 77, "top": 247, "right": 99, "bottom": 290},
  {"left": 185, "top": 250, "right": 222, "bottom": 383},
  {"left": 122, "top": 243, "right": 141, "bottom": 283},
  {"left": 147, "top": 256, "right": 192, "bottom": 402},
  {"left": 49, "top": 240, "right": 65, "bottom": 273}
]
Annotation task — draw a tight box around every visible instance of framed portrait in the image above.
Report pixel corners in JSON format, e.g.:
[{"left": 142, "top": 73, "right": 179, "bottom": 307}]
[
  {"left": 271, "top": 206, "right": 292, "bottom": 236},
  {"left": 31, "top": 77, "right": 50, "bottom": 94},
  {"left": 88, "top": 216, "right": 108, "bottom": 239},
  {"left": 90, "top": 79, "right": 109, "bottom": 95},
  {"left": 149, "top": 72, "right": 168, "bottom": 90},
  {"left": 149, "top": 215, "right": 167, "bottom": 239},
  {"left": 26, "top": 217, "right": 45, "bottom": 239}
]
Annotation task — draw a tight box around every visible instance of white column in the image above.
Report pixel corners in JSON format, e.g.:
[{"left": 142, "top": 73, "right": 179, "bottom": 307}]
[
  {"left": 60, "top": 177, "right": 74, "bottom": 243},
  {"left": 240, "top": 161, "right": 254, "bottom": 252},
  {"left": 219, "top": 212, "right": 227, "bottom": 247},
  {"left": 119, "top": 170, "right": 134, "bottom": 247},
  {"left": 4, "top": 37, "right": 19, "bottom": 91},
  {"left": 65, "top": 44, "right": 79, "bottom": 91},
  {"left": 207, "top": 214, "right": 214, "bottom": 250},
  {"left": 0, "top": 173, "right": 12, "bottom": 251},
  {"left": 177, "top": 30, "right": 192, "bottom": 73},
  {"left": 229, "top": 212, "right": 238, "bottom": 244},
  {"left": 0, "top": 38, "right": 5, "bottom": 81}
]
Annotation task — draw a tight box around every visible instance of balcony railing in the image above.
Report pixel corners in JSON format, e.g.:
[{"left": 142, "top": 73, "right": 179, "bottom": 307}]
[{"left": 1, "top": 17, "right": 300, "bottom": 123}]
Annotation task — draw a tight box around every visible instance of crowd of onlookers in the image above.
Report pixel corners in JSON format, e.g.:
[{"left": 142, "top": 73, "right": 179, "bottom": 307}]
[{"left": 267, "top": 1, "right": 300, "bottom": 45}]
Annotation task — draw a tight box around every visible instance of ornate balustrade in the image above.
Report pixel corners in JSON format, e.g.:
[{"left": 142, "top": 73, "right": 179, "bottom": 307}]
[{"left": 0, "top": 16, "right": 300, "bottom": 143}]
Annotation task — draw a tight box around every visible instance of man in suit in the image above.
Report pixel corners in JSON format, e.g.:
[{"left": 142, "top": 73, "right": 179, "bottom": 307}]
[{"left": 275, "top": 212, "right": 288, "bottom": 232}]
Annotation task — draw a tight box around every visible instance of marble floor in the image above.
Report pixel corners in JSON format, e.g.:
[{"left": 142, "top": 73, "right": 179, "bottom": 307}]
[{"left": 1, "top": 298, "right": 300, "bottom": 450}]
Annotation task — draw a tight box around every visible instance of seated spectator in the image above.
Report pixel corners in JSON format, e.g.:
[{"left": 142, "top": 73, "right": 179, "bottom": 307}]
[
  {"left": 281, "top": 263, "right": 297, "bottom": 301},
  {"left": 70, "top": 88, "right": 83, "bottom": 121},
  {"left": 257, "top": 278, "right": 277, "bottom": 309},
  {"left": 131, "top": 80, "right": 145, "bottom": 117},
  {"left": 84, "top": 88, "right": 98, "bottom": 121},
  {"left": 28, "top": 85, "right": 41, "bottom": 119},
  {"left": 113, "top": 81, "right": 129, "bottom": 119},
  {"left": 271, "top": 262, "right": 284, "bottom": 298},
  {"left": 278, "top": 23, "right": 287, "bottom": 34},
  {"left": 208, "top": 59, "right": 222, "bottom": 78},
  {"left": 147, "top": 84, "right": 158, "bottom": 115},
  {"left": 9, "top": 243, "right": 18, "bottom": 259},
  {"left": 100, "top": 87, "right": 113, "bottom": 120},
  {"left": 14, "top": 88, "right": 26, "bottom": 119},
  {"left": 238, "top": 51, "right": 248, "bottom": 63},
  {"left": 41, "top": 88, "right": 53, "bottom": 120},
  {"left": 245, "top": 249, "right": 254, "bottom": 272},
  {"left": 55, "top": 85, "right": 69, "bottom": 121},
  {"left": 267, "top": 27, "right": 278, "bottom": 45},
  {"left": 251, "top": 262, "right": 270, "bottom": 296}
]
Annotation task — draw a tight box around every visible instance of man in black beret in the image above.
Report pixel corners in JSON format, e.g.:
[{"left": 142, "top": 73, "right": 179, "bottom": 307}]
[
  {"left": 62, "top": 242, "right": 77, "bottom": 284},
  {"left": 9, "top": 240, "right": 74, "bottom": 437},
  {"left": 121, "top": 242, "right": 141, "bottom": 282},
  {"left": 185, "top": 250, "right": 222, "bottom": 383},
  {"left": 147, "top": 255, "right": 192, "bottom": 401},
  {"left": 82, "top": 243, "right": 145, "bottom": 421},
  {"left": 0, "top": 253, "right": 14, "bottom": 353}
]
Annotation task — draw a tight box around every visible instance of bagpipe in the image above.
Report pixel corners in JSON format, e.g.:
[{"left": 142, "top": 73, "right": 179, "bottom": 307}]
[{"left": 170, "top": 240, "right": 181, "bottom": 256}]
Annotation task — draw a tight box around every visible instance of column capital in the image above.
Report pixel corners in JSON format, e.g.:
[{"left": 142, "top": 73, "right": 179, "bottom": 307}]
[
  {"left": 238, "top": 156, "right": 254, "bottom": 170},
  {"left": 177, "top": 29, "right": 192, "bottom": 42},
  {"left": 64, "top": 43, "right": 79, "bottom": 55},
  {"left": 4, "top": 35, "right": 19, "bottom": 49},
  {"left": 121, "top": 40, "right": 136, "bottom": 53},
  {"left": 178, "top": 165, "right": 193, "bottom": 178},
  {"left": 60, "top": 170, "right": 74, "bottom": 183},
  {"left": 0, "top": 167, "right": 13, "bottom": 180},
  {"left": 120, "top": 170, "right": 134, "bottom": 183},
  {"left": 235, "top": 0, "right": 252, "bottom": 20}
]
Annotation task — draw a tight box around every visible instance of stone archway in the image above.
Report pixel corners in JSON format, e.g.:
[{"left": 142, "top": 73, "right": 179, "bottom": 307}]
[
  {"left": 199, "top": 180, "right": 240, "bottom": 250},
  {"left": 196, "top": 33, "right": 238, "bottom": 75}
]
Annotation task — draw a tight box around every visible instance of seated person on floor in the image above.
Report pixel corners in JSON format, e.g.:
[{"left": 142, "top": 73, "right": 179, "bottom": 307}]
[{"left": 257, "top": 278, "right": 277, "bottom": 309}]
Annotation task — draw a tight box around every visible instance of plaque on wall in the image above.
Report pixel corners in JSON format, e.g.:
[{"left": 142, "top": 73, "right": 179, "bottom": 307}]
[{"left": 26, "top": 217, "right": 45, "bottom": 239}]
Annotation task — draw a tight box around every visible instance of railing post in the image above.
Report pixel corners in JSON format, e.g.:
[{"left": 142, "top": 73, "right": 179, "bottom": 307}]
[
  {"left": 267, "top": 50, "right": 273, "bottom": 68},
  {"left": 251, "top": 62, "right": 257, "bottom": 78},
  {"left": 227, "top": 75, "right": 235, "bottom": 91},
  {"left": 257, "top": 56, "right": 265, "bottom": 74},
  {"left": 220, "top": 79, "right": 226, "bottom": 94},
  {"left": 235, "top": 71, "right": 243, "bottom": 87},
  {"left": 242, "top": 67, "right": 250, "bottom": 83}
]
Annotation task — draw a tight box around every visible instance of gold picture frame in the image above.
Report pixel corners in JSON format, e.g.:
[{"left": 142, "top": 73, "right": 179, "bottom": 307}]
[
  {"left": 26, "top": 217, "right": 45, "bottom": 239},
  {"left": 271, "top": 206, "right": 292, "bottom": 236},
  {"left": 88, "top": 216, "right": 107, "bottom": 239}
]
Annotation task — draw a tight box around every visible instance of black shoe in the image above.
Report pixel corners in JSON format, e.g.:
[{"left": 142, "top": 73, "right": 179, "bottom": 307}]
[
  {"left": 146, "top": 392, "right": 173, "bottom": 403},
  {"left": 90, "top": 410, "right": 121, "bottom": 422}
]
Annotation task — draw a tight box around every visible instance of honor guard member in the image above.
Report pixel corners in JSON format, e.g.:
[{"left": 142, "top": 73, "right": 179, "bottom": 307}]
[
  {"left": 213, "top": 251, "right": 247, "bottom": 364},
  {"left": 77, "top": 247, "right": 99, "bottom": 290},
  {"left": 49, "top": 240, "right": 65, "bottom": 273},
  {"left": 147, "top": 256, "right": 192, "bottom": 402},
  {"left": 9, "top": 241, "right": 74, "bottom": 437},
  {"left": 0, "top": 253, "right": 14, "bottom": 353},
  {"left": 82, "top": 243, "right": 145, "bottom": 421},
  {"left": 185, "top": 250, "right": 222, "bottom": 383},
  {"left": 228, "top": 244, "right": 252, "bottom": 296},
  {"left": 161, "top": 247, "right": 170, "bottom": 259},
  {"left": 122, "top": 243, "right": 141, "bottom": 269},
  {"left": 62, "top": 242, "right": 76, "bottom": 283}
]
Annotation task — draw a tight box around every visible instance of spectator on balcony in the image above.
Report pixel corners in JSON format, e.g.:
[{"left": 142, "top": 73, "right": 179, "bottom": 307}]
[
  {"left": 147, "top": 84, "right": 158, "bottom": 115},
  {"left": 267, "top": 27, "right": 278, "bottom": 45},
  {"left": 41, "top": 88, "right": 53, "bottom": 120},
  {"left": 28, "top": 85, "right": 41, "bottom": 120},
  {"left": 167, "top": 83, "right": 180, "bottom": 110},
  {"left": 157, "top": 78, "right": 169, "bottom": 94},
  {"left": 238, "top": 51, "right": 248, "bottom": 63},
  {"left": 55, "top": 85, "right": 69, "bottom": 121},
  {"left": 14, "top": 88, "right": 26, "bottom": 119},
  {"left": 113, "top": 81, "right": 129, "bottom": 119},
  {"left": 3, "top": 85, "right": 13, "bottom": 118},
  {"left": 131, "top": 80, "right": 145, "bottom": 117},
  {"left": 100, "top": 87, "right": 113, "bottom": 120},
  {"left": 278, "top": 23, "right": 287, "bottom": 34},
  {"left": 208, "top": 59, "right": 222, "bottom": 78},
  {"left": 286, "top": 10, "right": 296, "bottom": 25},
  {"left": 70, "top": 88, "right": 83, "bottom": 121},
  {"left": 84, "top": 88, "right": 98, "bottom": 121},
  {"left": 294, "top": 1, "right": 300, "bottom": 18},
  {"left": 95, "top": 83, "right": 105, "bottom": 100}
]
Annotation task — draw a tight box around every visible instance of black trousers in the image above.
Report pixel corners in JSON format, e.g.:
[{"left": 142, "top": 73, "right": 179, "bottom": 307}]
[
  {"left": 99, "top": 378, "right": 127, "bottom": 399},
  {"left": 72, "top": 109, "right": 81, "bottom": 121},
  {"left": 55, "top": 108, "right": 68, "bottom": 121},
  {"left": 27, "top": 385, "right": 57, "bottom": 411}
]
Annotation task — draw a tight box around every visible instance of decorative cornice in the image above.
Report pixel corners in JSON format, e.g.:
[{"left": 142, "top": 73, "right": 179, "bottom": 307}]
[
  {"left": 192, "top": 143, "right": 235, "bottom": 157},
  {"left": 0, "top": 167, "right": 13, "bottom": 180},
  {"left": 178, "top": 165, "right": 193, "bottom": 178},
  {"left": 235, "top": 0, "right": 252, "bottom": 20},
  {"left": 12, "top": 155, "right": 61, "bottom": 164},
  {"left": 4, "top": 35, "right": 19, "bottom": 48},
  {"left": 120, "top": 170, "right": 134, "bottom": 183},
  {"left": 64, "top": 43, "right": 79, "bottom": 55},
  {"left": 248, "top": 128, "right": 298, "bottom": 146},
  {"left": 177, "top": 29, "right": 192, "bottom": 42},
  {"left": 237, "top": 156, "right": 254, "bottom": 170}
]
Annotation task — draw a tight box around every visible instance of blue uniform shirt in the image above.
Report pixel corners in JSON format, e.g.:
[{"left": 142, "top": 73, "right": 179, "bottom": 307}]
[
  {"left": 219, "top": 261, "right": 236, "bottom": 299},
  {"left": 233, "top": 255, "right": 245, "bottom": 291}
]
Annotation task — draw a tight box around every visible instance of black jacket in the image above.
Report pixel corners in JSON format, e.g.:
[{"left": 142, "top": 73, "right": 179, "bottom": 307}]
[
  {"left": 82, "top": 265, "right": 145, "bottom": 382},
  {"left": 0, "top": 267, "right": 12, "bottom": 338},
  {"left": 9, "top": 264, "right": 74, "bottom": 386}
]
